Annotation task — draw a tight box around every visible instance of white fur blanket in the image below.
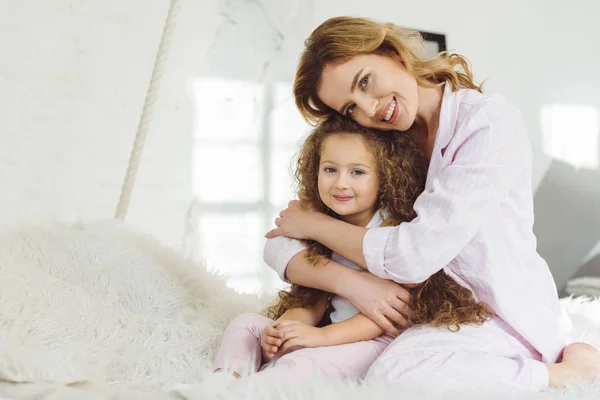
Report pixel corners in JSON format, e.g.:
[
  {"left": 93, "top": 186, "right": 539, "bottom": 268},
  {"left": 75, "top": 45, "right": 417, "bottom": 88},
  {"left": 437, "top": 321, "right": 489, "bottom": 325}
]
[{"left": 0, "top": 220, "right": 598, "bottom": 399}]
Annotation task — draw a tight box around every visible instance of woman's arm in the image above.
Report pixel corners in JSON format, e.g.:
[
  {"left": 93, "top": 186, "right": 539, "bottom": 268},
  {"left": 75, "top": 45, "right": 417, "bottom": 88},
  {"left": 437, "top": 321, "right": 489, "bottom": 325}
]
[
  {"left": 284, "top": 251, "right": 413, "bottom": 334},
  {"left": 263, "top": 236, "right": 307, "bottom": 283},
  {"left": 270, "top": 101, "right": 529, "bottom": 284},
  {"left": 263, "top": 237, "right": 358, "bottom": 294},
  {"left": 264, "top": 213, "right": 367, "bottom": 271},
  {"left": 264, "top": 237, "right": 413, "bottom": 335},
  {"left": 306, "top": 217, "right": 367, "bottom": 269},
  {"left": 358, "top": 101, "right": 528, "bottom": 283}
]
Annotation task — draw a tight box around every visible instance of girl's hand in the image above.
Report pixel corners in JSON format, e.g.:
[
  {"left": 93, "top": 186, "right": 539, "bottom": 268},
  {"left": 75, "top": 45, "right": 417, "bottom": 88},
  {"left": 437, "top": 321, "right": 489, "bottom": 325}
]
[
  {"left": 261, "top": 323, "right": 283, "bottom": 360},
  {"left": 275, "top": 320, "right": 326, "bottom": 354},
  {"left": 265, "top": 200, "right": 326, "bottom": 240}
]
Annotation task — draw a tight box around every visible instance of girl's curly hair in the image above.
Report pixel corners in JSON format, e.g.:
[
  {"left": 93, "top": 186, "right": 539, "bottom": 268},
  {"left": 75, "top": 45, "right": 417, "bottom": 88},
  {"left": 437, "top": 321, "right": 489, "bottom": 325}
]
[{"left": 266, "top": 115, "right": 491, "bottom": 330}]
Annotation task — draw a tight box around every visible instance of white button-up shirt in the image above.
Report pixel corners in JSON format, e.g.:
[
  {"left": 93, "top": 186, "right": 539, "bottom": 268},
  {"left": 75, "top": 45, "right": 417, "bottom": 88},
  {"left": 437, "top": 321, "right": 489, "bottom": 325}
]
[{"left": 263, "top": 84, "right": 571, "bottom": 362}]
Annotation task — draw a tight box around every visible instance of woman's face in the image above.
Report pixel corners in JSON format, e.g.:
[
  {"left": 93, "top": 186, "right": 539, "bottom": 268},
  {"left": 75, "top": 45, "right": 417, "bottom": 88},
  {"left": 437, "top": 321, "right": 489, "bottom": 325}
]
[{"left": 317, "top": 54, "right": 419, "bottom": 131}]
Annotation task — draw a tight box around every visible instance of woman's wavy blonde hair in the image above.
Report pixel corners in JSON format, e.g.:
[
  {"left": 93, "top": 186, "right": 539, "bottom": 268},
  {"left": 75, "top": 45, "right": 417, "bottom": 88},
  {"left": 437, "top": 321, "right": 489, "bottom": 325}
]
[
  {"left": 294, "top": 16, "right": 482, "bottom": 124},
  {"left": 265, "top": 115, "right": 491, "bottom": 330}
]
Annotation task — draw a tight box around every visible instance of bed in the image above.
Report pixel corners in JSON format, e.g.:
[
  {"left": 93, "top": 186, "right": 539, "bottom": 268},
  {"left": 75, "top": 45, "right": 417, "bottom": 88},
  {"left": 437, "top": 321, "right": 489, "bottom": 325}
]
[{"left": 0, "top": 220, "right": 598, "bottom": 400}]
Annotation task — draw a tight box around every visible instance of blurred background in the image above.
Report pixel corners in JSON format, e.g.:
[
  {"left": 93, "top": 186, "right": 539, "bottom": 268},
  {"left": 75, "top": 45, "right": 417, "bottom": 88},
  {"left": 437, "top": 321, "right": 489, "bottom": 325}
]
[{"left": 1, "top": 0, "right": 598, "bottom": 295}]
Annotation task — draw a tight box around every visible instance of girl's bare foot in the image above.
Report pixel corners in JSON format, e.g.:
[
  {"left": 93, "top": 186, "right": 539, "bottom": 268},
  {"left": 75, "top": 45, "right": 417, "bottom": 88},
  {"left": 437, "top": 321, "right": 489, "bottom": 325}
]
[{"left": 548, "top": 342, "right": 600, "bottom": 388}]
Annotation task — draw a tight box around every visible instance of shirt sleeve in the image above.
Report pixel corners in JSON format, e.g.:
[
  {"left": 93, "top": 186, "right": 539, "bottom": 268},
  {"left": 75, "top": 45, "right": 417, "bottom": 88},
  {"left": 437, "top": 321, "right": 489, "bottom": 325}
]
[
  {"left": 363, "top": 100, "right": 530, "bottom": 283},
  {"left": 263, "top": 236, "right": 307, "bottom": 282}
]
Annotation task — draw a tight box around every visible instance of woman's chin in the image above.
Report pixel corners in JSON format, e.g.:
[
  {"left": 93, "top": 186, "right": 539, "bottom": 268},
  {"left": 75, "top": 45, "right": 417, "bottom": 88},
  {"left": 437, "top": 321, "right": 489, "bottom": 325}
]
[{"left": 392, "top": 117, "right": 412, "bottom": 132}]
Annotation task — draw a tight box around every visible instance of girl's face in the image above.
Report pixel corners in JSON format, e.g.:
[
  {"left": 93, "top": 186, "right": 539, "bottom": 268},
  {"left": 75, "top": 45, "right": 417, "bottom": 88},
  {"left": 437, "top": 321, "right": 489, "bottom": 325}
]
[
  {"left": 317, "top": 134, "right": 379, "bottom": 227},
  {"left": 317, "top": 54, "right": 419, "bottom": 132}
]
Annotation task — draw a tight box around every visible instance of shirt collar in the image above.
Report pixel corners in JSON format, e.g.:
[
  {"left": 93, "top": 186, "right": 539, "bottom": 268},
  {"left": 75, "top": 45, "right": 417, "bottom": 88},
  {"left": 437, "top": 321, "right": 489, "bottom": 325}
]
[{"left": 434, "top": 82, "right": 456, "bottom": 152}]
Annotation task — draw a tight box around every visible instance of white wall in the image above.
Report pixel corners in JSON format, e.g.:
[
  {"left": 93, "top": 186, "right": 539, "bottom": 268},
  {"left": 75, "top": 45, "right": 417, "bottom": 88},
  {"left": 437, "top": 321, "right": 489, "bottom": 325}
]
[{"left": 1, "top": 0, "right": 598, "bottom": 293}]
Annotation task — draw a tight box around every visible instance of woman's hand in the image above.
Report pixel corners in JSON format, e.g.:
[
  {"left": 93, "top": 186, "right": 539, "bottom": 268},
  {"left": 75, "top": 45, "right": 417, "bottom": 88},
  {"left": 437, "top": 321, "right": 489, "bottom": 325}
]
[
  {"left": 265, "top": 200, "right": 327, "bottom": 240},
  {"left": 341, "top": 271, "right": 415, "bottom": 336},
  {"left": 275, "top": 320, "right": 326, "bottom": 354}
]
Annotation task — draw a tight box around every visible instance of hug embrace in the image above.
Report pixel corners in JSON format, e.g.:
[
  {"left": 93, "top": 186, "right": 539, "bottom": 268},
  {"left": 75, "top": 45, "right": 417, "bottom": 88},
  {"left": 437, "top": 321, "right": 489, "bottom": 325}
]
[{"left": 211, "top": 16, "right": 600, "bottom": 392}]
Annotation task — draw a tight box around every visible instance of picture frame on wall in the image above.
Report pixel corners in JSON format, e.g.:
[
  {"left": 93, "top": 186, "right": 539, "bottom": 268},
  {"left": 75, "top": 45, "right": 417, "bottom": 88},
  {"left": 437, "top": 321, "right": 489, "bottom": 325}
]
[{"left": 417, "top": 30, "right": 447, "bottom": 59}]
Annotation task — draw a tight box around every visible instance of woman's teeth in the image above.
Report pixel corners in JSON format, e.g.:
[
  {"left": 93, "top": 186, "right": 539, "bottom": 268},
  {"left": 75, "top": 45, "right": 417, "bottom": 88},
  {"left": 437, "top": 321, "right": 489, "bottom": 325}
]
[{"left": 384, "top": 99, "right": 396, "bottom": 122}]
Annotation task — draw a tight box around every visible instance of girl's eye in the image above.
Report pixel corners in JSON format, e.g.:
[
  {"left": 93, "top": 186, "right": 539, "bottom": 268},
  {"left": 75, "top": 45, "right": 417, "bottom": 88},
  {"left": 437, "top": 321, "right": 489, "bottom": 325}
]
[
  {"left": 359, "top": 74, "right": 370, "bottom": 90},
  {"left": 324, "top": 167, "right": 336, "bottom": 173},
  {"left": 352, "top": 170, "right": 365, "bottom": 176},
  {"left": 347, "top": 104, "right": 356, "bottom": 115}
]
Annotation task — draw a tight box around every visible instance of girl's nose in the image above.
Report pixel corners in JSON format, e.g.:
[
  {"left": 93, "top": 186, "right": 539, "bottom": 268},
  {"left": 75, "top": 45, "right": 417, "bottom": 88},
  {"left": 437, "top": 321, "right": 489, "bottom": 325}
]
[{"left": 335, "top": 174, "right": 349, "bottom": 189}]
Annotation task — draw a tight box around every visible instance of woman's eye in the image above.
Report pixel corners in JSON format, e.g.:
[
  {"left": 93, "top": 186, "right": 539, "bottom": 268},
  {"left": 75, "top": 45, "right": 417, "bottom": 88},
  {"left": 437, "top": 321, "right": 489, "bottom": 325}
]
[
  {"left": 347, "top": 104, "right": 356, "bottom": 115},
  {"left": 352, "top": 170, "right": 365, "bottom": 176},
  {"left": 324, "top": 167, "right": 336, "bottom": 173},
  {"left": 359, "top": 74, "right": 370, "bottom": 90}
]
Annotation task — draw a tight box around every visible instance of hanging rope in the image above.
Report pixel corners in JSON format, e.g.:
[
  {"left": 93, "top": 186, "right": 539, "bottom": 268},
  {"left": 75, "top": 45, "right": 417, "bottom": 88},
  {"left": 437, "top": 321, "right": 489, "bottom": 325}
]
[{"left": 115, "top": 0, "right": 182, "bottom": 220}]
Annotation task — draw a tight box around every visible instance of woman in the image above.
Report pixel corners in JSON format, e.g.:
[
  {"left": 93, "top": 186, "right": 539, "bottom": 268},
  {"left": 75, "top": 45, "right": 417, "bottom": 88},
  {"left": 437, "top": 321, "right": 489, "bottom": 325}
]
[{"left": 263, "top": 16, "right": 600, "bottom": 390}]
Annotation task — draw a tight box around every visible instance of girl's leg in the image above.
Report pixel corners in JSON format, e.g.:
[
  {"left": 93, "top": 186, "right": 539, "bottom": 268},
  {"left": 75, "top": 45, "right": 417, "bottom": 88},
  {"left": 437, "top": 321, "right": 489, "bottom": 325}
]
[
  {"left": 366, "top": 317, "right": 550, "bottom": 392},
  {"left": 231, "top": 333, "right": 394, "bottom": 391},
  {"left": 212, "top": 313, "right": 274, "bottom": 377}
]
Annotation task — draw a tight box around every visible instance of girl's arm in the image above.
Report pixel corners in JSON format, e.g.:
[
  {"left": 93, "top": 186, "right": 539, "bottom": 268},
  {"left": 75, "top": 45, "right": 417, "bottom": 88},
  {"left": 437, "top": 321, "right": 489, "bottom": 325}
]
[
  {"left": 263, "top": 292, "right": 328, "bottom": 357},
  {"left": 320, "top": 313, "right": 384, "bottom": 346},
  {"left": 276, "top": 313, "right": 385, "bottom": 354}
]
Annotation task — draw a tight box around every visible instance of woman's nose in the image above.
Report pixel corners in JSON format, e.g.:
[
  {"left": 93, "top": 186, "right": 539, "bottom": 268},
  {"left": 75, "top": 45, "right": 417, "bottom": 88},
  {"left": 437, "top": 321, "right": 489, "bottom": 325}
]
[{"left": 356, "top": 96, "right": 378, "bottom": 118}]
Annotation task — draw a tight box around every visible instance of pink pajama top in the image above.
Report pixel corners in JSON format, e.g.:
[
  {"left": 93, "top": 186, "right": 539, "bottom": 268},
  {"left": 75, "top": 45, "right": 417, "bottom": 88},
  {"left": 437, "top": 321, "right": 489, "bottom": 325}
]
[{"left": 263, "top": 84, "right": 571, "bottom": 363}]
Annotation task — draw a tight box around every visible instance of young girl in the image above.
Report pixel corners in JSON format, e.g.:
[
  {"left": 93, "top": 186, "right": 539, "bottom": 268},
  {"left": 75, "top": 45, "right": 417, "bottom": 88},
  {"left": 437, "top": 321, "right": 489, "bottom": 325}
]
[{"left": 211, "top": 114, "right": 492, "bottom": 388}]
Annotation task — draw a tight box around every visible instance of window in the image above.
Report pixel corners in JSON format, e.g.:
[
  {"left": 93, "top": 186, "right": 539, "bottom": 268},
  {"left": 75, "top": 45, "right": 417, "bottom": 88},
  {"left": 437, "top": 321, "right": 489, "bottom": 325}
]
[{"left": 188, "top": 78, "right": 310, "bottom": 294}]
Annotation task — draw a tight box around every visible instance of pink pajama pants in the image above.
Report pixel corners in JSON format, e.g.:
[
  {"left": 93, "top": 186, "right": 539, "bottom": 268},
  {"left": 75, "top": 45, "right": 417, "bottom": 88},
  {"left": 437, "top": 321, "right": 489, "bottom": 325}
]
[
  {"left": 365, "top": 316, "right": 549, "bottom": 392},
  {"left": 214, "top": 314, "right": 549, "bottom": 392},
  {"left": 212, "top": 313, "right": 393, "bottom": 388}
]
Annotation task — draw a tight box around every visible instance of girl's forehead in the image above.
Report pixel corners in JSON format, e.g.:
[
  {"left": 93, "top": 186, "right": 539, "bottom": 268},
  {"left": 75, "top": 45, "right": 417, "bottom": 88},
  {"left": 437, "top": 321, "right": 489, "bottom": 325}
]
[
  {"left": 322, "top": 132, "right": 366, "bottom": 147},
  {"left": 320, "top": 134, "right": 376, "bottom": 161}
]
